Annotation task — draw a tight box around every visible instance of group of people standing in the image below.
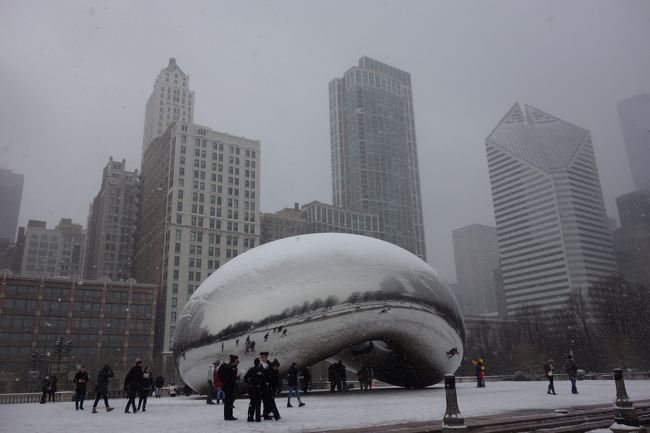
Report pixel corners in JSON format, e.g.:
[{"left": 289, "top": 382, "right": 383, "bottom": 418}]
[
  {"left": 543, "top": 354, "right": 579, "bottom": 395},
  {"left": 328, "top": 360, "right": 348, "bottom": 392},
  {"left": 208, "top": 352, "right": 306, "bottom": 422},
  {"left": 51, "top": 359, "right": 165, "bottom": 414}
]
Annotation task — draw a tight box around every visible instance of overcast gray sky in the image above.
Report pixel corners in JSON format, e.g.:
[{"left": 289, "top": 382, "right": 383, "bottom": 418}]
[{"left": 1, "top": 0, "right": 649, "bottom": 282}]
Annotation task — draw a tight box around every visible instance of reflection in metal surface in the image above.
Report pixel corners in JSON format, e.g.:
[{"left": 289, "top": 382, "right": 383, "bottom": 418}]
[{"left": 172, "top": 233, "right": 464, "bottom": 393}]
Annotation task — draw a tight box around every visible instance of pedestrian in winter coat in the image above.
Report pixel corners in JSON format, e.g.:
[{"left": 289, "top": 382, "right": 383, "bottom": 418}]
[
  {"left": 73, "top": 366, "right": 89, "bottom": 410},
  {"left": 137, "top": 366, "right": 154, "bottom": 412},
  {"left": 213, "top": 361, "right": 225, "bottom": 404},
  {"left": 207, "top": 362, "right": 217, "bottom": 404},
  {"left": 124, "top": 359, "right": 143, "bottom": 413},
  {"left": 564, "top": 355, "right": 579, "bottom": 394},
  {"left": 300, "top": 367, "right": 311, "bottom": 393},
  {"left": 286, "top": 362, "right": 305, "bottom": 408},
  {"left": 336, "top": 360, "right": 347, "bottom": 391},
  {"left": 244, "top": 358, "right": 264, "bottom": 422},
  {"left": 48, "top": 375, "right": 57, "bottom": 402},
  {"left": 472, "top": 358, "right": 486, "bottom": 388},
  {"left": 260, "top": 352, "right": 280, "bottom": 420},
  {"left": 543, "top": 360, "right": 556, "bottom": 395},
  {"left": 220, "top": 354, "right": 240, "bottom": 421},
  {"left": 154, "top": 375, "right": 164, "bottom": 398},
  {"left": 169, "top": 383, "right": 177, "bottom": 397},
  {"left": 39, "top": 376, "right": 50, "bottom": 404},
  {"left": 328, "top": 363, "right": 338, "bottom": 392},
  {"left": 357, "top": 367, "right": 369, "bottom": 391},
  {"left": 92, "top": 365, "right": 115, "bottom": 413}
]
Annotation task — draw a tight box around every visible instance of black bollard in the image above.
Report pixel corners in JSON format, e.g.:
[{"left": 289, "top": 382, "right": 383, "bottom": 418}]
[
  {"left": 612, "top": 368, "right": 640, "bottom": 428},
  {"left": 442, "top": 374, "right": 467, "bottom": 432}
]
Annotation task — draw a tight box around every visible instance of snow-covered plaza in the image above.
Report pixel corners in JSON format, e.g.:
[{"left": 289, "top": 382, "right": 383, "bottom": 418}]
[{"left": 2, "top": 380, "right": 649, "bottom": 433}]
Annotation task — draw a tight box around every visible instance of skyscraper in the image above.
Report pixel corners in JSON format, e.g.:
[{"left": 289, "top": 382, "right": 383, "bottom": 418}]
[
  {"left": 84, "top": 157, "right": 140, "bottom": 281},
  {"left": 0, "top": 169, "right": 24, "bottom": 242},
  {"left": 142, "top": 58, "right": 195, "bottom": 158},
  {"left": 329, "top": 57, "right": 426, "bottom": 260},
  {"left": 136, "top": 121, "right": 260, "bottom": 366},
  {"left": 617, "top": 94, "right": 650, "bottom": 191},
  {"left": 452, "top": 224, "right": 501, "bottom": 316},
  {"left": 613, "top": 190, "right": 650, "bottom": 289},
  {"left": 486, "top": 103, "right": 617, "bottom": 314}
]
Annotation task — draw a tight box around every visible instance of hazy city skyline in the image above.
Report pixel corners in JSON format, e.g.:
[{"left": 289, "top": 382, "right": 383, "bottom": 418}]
[{"left": 2, "top": 1, "right": 649, "bottom": 282}]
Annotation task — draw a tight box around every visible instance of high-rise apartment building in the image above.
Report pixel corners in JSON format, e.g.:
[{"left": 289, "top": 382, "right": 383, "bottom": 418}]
[
  {"left": 613, "top": 190, "right": 650, "bottom": 289},
  {"left": 329, "top": 57, "right": 426, "bottom": 260},
  {"left": 84, "top": 157, "right": 140, "bottom": 281},
  {"left": 136, "top": 121, "right": 260, "bottom": 362},
  {"left": 0, "top": 169, "right": 24, "bottom": 242},
  {"left": 20, "top": 219, "right": 85, "bottom": 277},
  {"left": 452, "top": 224, "right": 501, "bottom": 316},
  {"left": 617, "top": 94, "right": 650, "bottom": 191},
  {"left": 142, "top": 58, "right": 195, "bottom": 158},
  {"left": 486, "top": 103, "right": 617, "bottom": 314},
  {"left": 302, "top": 200, "right": 380, "bottom": 238}
]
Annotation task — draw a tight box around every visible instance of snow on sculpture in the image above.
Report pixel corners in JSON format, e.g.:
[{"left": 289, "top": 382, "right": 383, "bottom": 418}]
[{"left": 172, "top": 233, "right": 464, "bottom": 392}]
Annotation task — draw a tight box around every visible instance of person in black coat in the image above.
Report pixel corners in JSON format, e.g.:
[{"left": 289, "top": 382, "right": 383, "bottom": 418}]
[
  {"left": 39, "top": 376, "right": 50, "bottom": 404},
  {"left": 124, "top": 359, "right": 143, "bottom": 413},
  {"left": 92, "top": 365, "right": 115, "bottom": 413},
  {"left": 300, "top": 367, "right": 311, "bottom": 393},
  {"left": 336, "top": 360, "right": 347, "bottom": 392},
  {"left": 244, "top": 358, "right": 264, "bottom": 422},
  {"left": 328, "top": 363, "right": 338, "bottom": 392},
  {"left": 73, "top": 366, "right": 89, "bottom": 410},
  {"left": 137, "top": 366, "right": 154, "bottom": 412},
  {"left": 220, "top": 355, "right": 239, "bottom": 421},
  {"left": 564, "top": 354, "right": 579, "bottom": 394},
  {"left": 286, "top": 362, "right": 305, "bottom": 407},
  {"left": 260, "top": 352, "right": 280, "bottom": 420},
  {"left": 48, "top": 375, "right": 57, "bottom": 402}
]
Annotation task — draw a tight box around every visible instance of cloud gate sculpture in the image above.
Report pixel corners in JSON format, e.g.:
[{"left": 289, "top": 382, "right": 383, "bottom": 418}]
[{"left": 173, "top": 233, "right": 464, "bottom": 392}]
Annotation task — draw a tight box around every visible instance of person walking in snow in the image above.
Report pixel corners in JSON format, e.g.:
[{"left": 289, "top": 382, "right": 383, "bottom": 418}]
[
  {"left": 92, "top": 364, "right": 115, "bottom": 413},
  {"left": 207, "top": 361, "right": 217, "bottom": 404},
  {"left": 472, "top": 358, "right": 486, "bottom": 388},
  {"left": 542, "top": 359, "right": 556, "bottom": 395},
  {"left": 286, "top": 362, "right": 305, "bottom": 408},
  {"left": 137, "top": 366, "right": 153, "bottom": 412},
  {"left": 39, "top": 376, "right": 50, "bottom": 404},
  {"left": 154, "top": 375, "right": 164, "bottom": 398},
  {"left": 123, "top": 359, "right": 143, "bottom": 413},
  {"left": 73, "top": 366, "right": 89, "bottom": 410},
  {"left": 221, "top": 354, "right": 240, "bottom": 420},
  {"left": 48, "top": 375, "right": 57, "bottom": 402},
  {"left": 564, "top": 354, "right": 578, "bottom": 394}
]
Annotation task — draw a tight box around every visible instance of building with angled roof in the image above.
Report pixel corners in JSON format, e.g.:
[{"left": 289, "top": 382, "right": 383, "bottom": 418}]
[
  {"left": 0, "top": 169, "right": 24, "bottom": 242},
  {"left": 329, "top": 57, "right": 426, "bottom": 260},
  {"left": 142, "top": 58, "right": 195, "bottom": 158},
  {"left": 485, "top": 103, "right": 617, "bottom": 314}
]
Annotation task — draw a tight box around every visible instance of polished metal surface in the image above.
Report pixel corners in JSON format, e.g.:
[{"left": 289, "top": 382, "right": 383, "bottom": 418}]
[{"left": 172, "top": 233, "right": 464, "bottom": 393}]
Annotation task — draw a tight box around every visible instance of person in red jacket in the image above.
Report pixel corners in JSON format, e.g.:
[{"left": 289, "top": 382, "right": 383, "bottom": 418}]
[{"left": 213, "top": 360, "right": 225, "bottom": 405}]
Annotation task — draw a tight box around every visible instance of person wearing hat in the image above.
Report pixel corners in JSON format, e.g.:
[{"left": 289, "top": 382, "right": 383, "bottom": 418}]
[
  {"left": 259, "top": 352, "right": 274, "bottom": 420},
  {"left": 564, "top": 354, "right": 578, "bottom": 394},
  {"left": 262, "top": 358, "right": 281, "bottom": 420},
  {"left": 244, "top": 357, "right": 264, "bottom": 422},
  {"left": 124, "top": 359, "right": 143, "bottom": 413},
  {"left": 73, "top": 366, "right": 89, "bottom": 410},
  {"left": 220, "top": 355, "right": 240, "bottom": 420}
]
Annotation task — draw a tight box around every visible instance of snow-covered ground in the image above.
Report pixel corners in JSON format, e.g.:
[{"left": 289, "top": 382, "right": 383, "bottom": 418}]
[{"left": 2, "top": 380, "right": 649, "bottom": 433}]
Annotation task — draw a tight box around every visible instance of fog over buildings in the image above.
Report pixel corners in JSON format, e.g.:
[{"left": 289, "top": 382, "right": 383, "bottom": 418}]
[{"left": 1, "top": 1, "right": 650, "bottom": 282}]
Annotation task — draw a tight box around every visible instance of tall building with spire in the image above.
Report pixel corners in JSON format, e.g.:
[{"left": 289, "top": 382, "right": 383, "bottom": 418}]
[
  {"left": 485, "top": 103, "right": 617, "bottom": 314},
  {"left": 142, "top": 58, "right": 195, "bottom": 158},
  {"left": 329, "top": 57, "right": 426, "bottom": 260}
]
